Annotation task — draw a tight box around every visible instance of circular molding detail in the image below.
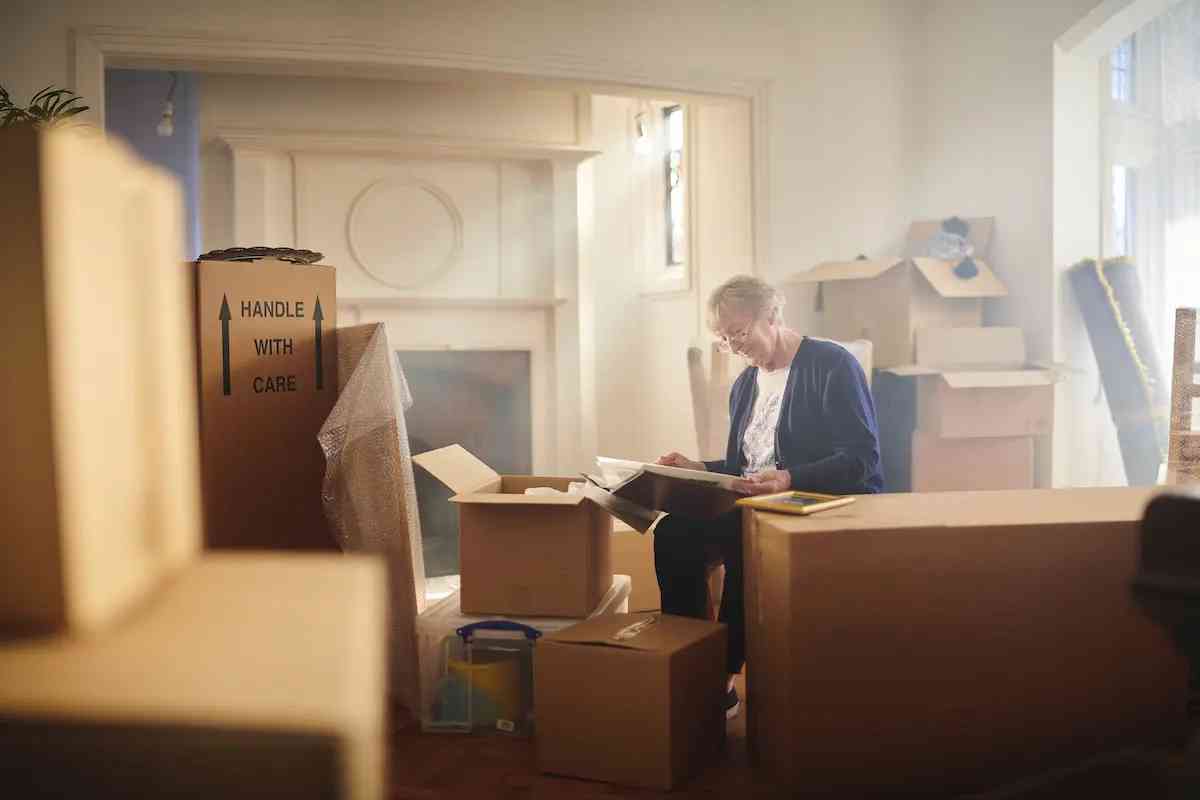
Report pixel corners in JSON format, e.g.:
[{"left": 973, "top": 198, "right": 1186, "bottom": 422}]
[{"left": 346, "top": 178, "right": 463, "bottom": 290}]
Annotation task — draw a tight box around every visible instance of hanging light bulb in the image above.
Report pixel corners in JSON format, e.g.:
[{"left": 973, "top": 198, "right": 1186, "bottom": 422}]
[
  {"left": 634, "top": 111, "right": 652, "bottom": 156},
  {"left": 156, "top": 100, "right": 175, "bottom": 137},
  {"left": 156, "top": 72, "right": 178, "bottom": 137}
]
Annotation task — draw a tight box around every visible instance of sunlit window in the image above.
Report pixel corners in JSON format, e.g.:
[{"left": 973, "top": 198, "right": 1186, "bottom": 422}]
[
  {"left": 1112, "top": 164, "right": 1135, "bottom": 257},
  {"left": 1112, "top": 36, "right": 1135, "bottom": 103},
  {"left": 663, "top": 105, "right": 687, "bottom": 266}
]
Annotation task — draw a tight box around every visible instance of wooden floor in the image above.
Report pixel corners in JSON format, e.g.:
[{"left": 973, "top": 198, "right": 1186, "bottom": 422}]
[
  {"left": 388, "top": 675, "right": 1192, "bottom": 799},
  {"left": 388, "top": 675, "right": 784, "bottom": 799}
]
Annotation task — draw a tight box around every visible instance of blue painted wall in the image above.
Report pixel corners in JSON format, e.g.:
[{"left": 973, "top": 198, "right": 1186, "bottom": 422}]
[{"left": 104, "top": 69, "right": 200, "bottom": 259}]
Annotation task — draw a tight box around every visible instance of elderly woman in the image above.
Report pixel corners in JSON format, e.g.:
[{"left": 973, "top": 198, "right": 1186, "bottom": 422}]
[{"left": 654, "top": 274, "right": 882, "bottom": 718}]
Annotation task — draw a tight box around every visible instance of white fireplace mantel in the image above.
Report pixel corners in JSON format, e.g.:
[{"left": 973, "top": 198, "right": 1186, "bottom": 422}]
[
  {"left": 221, "top": 127, "right": 599, "bottom": 476},
  {"left": 216, "top": 127, "right": 601, "bottom": 164}
]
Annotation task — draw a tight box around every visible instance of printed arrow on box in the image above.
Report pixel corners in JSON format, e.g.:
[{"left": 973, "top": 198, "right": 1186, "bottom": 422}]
[
  {"left": 314, "top": 295, "right": 324, "bottom": 391},
  {"left": 219, "top": 294, "right": 232, "bottom": 396}
]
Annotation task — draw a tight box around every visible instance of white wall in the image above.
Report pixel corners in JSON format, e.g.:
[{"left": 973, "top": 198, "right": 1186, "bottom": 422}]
[
  {"left": 4, "top": 0, "right": 923, "bottom": 470},
  {"left": 4, "top": 0, "right": 921, "bottom": 282},
  {"left": 908, "top": 0, "right": 1100, "bottom": 362},
  {"left": 907, "top": 0, "right": 1108, "bottom": 486}
]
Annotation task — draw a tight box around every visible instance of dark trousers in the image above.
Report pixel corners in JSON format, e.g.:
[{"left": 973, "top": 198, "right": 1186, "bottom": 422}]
[{"left": 653, "top": 510, "right": 744, "bottom": 674}]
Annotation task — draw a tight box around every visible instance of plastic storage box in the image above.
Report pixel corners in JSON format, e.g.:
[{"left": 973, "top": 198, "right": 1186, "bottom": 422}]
[{"left": 418, "top": 574, "right": 631, "bottom": 734}]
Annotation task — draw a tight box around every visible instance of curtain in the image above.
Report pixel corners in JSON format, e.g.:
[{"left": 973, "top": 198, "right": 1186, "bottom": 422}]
[{"left": 1106, "top": 3, "right": 1200, "bottom": 380}]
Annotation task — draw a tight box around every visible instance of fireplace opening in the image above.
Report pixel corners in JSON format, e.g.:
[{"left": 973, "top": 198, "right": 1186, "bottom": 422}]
[{"left": 397, "top": 349, "right": 533, "bottom": 578}]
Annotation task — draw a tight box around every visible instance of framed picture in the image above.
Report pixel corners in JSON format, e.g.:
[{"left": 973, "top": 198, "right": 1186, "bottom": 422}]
[{"left": 735, "top": 491, "right": 856, "bottom": 516}]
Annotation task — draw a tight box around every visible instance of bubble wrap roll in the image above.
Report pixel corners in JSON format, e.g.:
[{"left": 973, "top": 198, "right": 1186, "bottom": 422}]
[{"left": 319, "top": 323, "right": 425, "bottom": 713}]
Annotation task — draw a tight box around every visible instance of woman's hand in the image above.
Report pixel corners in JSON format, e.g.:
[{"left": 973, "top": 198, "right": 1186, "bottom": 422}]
[
  {"left": 732, "top": 468, "right": 792, "bottom": 496},
  {"left": 657, "top": 452, "right": 706, "bottom": 472}
]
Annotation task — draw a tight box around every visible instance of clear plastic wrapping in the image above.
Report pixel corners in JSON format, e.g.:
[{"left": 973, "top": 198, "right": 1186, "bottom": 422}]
[{"left": 319, "top": 323, "right": 426, "bottom": 712}]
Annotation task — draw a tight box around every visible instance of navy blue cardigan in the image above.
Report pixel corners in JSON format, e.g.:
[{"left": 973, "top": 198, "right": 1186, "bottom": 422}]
[{"left": 703, "top": 338, "right": 883, "bottom": 494}]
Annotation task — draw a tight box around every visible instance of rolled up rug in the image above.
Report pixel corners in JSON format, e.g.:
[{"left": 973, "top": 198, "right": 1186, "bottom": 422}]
[{"left": 1068, "top": 257, "right": 1169, "bottom": 485}]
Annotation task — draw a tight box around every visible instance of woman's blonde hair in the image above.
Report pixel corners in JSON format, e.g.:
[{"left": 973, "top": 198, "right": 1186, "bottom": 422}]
[{"left": 706, "top": 274, "right": 785, "bottom": 331}]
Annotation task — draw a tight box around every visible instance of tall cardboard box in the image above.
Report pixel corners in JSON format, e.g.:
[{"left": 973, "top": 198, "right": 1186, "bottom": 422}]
[
  {"left": 194, "top": 258, "right": 337, "bottom": 550},
  {"left": 1, "top": 126, "right": 201, "bottom": 634},
  {"left": 413, "top": 445, "right": 613, "bottom": 617},
  {"left": 534, "top": 613, "right": 726, "bottom": 791},
  {"left": 0, "top": 554, "right": 386, "bottom": 799},
  {"left": 743, "top": 488, "right": 1188, "bottom": 796},
  {"left": 788, "top": 218, "right": 1006, "bottom": 368}
]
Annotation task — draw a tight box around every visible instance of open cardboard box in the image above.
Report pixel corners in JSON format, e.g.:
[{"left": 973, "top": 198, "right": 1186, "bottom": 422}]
[
  {"left": 887, "top": 326, "right": 1058, "bottom": 440},
  {"left": 788, "top": 218, "right": 1006, "bottom": 368},
  {"left": 413, "top": 445, "right": 613, "bottom": 617}
]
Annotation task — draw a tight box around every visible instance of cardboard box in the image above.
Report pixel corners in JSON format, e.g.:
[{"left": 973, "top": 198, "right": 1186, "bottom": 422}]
[
  {"left": 0, "top": 553, "right": 386, "bottom": 799},
  {"left": 612, "top": 521, "right": 723, "bottom": 614},
  {"left": 889, "top": 327, "right": 1057, "bottom": 439},
  {"left": 413, "top": 445, "right": 613, "bottom": 617},
  {"left": 612, "top": 523, "right": 661, "bottom": 612},
  {"left": 1, "top": 126, "right": 201, "bottom": 634},
  {"left": 788, "top": 218, "right": 1006, "bottom": 368},
  {"left": 194, "top": 257, "right": 337, "bottom": 550},
  {"left": 743, "top": 488, "right": 1188, "bottom": 796},
  {"left": 911, "top": 431, "right": 1034, "bottom": 492},
  {"left": 534, "top": 613, "right": 726, "bottom": 790}
]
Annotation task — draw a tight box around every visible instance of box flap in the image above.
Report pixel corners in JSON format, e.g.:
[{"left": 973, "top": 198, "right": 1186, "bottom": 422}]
[
  {"left": 906, "top": 217, "right": 995, "bottom": 257},
  {"left": 881, "top": 365, "right": 940, "bottom": 377},
  {"left": 449, "top": 491, "right": 586, "bottom": 506},
  {"left": 941, "top": 370, "right": 1058, "bottom": 389},
  {"left": 787, "top": 258, "right": 905, "bottom": 284},
  {"left": 412, "top": 444, "right": 500, "bottom": 495},
  {"left": 543, "top": 613, "right": 718, "bottom": 653},
  {"left": 916, "top": 327, "right": 1026, "bottom": 369},
  {"left": 911, "top": 257, "right": 1008, "bottom": 298}
]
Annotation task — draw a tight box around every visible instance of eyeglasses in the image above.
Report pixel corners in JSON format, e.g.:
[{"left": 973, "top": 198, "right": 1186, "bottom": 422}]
[{"left": 716, "top": 321, "right": 755, "bottom": 352}]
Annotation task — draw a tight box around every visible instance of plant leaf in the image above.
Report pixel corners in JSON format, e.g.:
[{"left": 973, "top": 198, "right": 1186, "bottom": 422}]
[
  {"left": 28, "top": 85, "right": 58, "bottom": 105},
  {"left": 54, "top": 96, "right": 83, "bottom": 115}
]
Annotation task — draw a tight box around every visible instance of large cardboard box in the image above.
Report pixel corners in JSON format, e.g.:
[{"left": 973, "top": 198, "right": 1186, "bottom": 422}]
[
  {"left": 889, "top": 327, "right": 1057, "bottom": 439},
  {"left": 0, "top": 553, "right": 386, "bottom": 799},
  {"left": 788, "top": 218, "right": 1006, "bottom": 368},
  {"left": 743, "top": 488, "right": 1188, "bottom": 796},
  {"left": 413, "top": 445, "right": 613, "bottom": 617},
  {"left": 912, "top": 431, "right": 1034, "bottom": 492},
  {"left": 194, "top": 258, "right": 337, "bottom": 550},
  {"left": 534, "top": 613, "right": 726, "bottom": 790},
  {"left": 1, "top": 126, "right": 201, "bottom": 634}
]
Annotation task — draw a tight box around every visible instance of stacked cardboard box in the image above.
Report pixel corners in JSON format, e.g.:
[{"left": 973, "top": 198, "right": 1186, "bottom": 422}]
[
  {"left": 886, "top": 327, "right": 1056, "bottom": 491},
  {"left": 1, "top": 127, "right": 386, "bottom": 798},
  {"left": 791, "top": 218, "right": 1058, "bottom": 491}
]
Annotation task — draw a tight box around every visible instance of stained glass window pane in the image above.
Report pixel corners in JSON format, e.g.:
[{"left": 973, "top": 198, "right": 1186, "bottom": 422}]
[
  {"left": 663, "top": 105, "right": 687, "bottom": 266},
  {"left": 1112, "top": 37, "right": 1134, "bottom": 103}
]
